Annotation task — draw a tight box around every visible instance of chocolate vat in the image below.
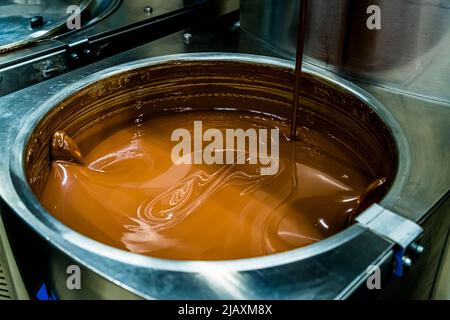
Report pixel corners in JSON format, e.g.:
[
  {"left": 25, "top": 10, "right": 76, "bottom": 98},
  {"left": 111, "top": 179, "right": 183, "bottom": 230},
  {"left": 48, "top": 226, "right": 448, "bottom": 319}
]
[{"left": 7, "top": 54, "right": 410, "bottom": 299}]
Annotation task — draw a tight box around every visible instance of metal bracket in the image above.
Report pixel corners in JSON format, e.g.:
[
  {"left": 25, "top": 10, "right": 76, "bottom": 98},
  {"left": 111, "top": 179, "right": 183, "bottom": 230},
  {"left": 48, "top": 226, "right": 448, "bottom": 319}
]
[
  {"left": 356, "top": 204, "right": 424, "bottom": 277},
  {"left": 66, "top": 38, "right": 95, "bottom": 67}
]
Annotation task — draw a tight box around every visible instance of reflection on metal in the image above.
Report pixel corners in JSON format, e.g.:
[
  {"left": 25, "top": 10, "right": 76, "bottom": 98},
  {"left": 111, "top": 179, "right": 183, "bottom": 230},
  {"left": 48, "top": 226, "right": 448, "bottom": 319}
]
[
  {"left": 241, "top": 0, "right": 450, "bottom": 102},
  {"left": 0, "top": 0, "right": 120, "bottom": 53}
]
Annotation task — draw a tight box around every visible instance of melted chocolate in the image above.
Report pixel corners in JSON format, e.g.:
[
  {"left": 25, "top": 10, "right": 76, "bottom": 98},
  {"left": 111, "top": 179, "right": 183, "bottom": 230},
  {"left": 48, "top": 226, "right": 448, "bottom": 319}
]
[
  {"left": 40, "top": 110, "right": 385, "bottom": 260},
  {"left": 290, "top": 0, "right": 308, "bottom": 140}
]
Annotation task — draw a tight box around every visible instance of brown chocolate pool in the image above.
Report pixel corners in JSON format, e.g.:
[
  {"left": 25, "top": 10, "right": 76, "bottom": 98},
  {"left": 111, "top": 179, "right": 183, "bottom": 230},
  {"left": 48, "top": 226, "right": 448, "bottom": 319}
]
[{"left": 23, "top": 55, "right": 398, "bottom": 262}]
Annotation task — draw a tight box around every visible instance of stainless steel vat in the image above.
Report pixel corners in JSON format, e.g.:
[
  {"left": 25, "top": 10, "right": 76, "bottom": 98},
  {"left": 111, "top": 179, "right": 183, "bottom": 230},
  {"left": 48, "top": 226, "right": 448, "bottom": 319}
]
[{"left": 0, "top": 53, "right": 415, "bottom": 299}]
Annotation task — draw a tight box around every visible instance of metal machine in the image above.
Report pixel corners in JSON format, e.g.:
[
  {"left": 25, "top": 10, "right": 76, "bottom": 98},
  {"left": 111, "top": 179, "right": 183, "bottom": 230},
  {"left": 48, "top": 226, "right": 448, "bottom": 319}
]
[
  {"left": 0, "top": 0, "right": 239, "bottom": 96},
  {"left": 0, "top": 0, "right": 448, "bottom": 300}
]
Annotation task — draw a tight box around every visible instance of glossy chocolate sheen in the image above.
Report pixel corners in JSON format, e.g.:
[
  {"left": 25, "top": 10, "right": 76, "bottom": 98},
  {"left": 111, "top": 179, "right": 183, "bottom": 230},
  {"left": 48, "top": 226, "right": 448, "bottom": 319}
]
[{"left": 24, "top": 60, "right": 398, "bottom": 260}]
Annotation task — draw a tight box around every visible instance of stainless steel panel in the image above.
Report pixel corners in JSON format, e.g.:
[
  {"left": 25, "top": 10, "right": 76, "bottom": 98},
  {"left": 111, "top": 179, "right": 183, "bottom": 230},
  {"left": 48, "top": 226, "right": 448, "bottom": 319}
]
[
  {"left": 0, "top": 209, "right": 28, "bottom": 300},
  {"left": 241, "top": 0, "right": 450, "bottom": 102},
  {"left": 434, "top": 220, "right": 450, "bottom": 299}
]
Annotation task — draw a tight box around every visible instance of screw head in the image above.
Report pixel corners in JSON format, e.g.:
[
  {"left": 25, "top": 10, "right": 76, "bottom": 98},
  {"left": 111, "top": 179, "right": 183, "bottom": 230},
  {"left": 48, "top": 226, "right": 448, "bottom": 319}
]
[
  {"left": 83, "top": 48, "right": 92, "bottom": 56},
  {"left": 144, "top": 6, "right": 153, "bottom": 14},
  {"left": 230, "top": 21, "right": 240, "bottom": 32},
  {"left": 182, "top": 33, "right": 193, "bottom": 44},
  {"left": 402, "top": 256, "right": 413, "bottom": 268},
  {"left": 30, "top": 16, "right": 45, "bottom": 29},
  {"left": 410, "top": 243, "right": 424, "bottom": 255},
  {"left": 70, "top": 52, "right": 80, "bottom": 61}
]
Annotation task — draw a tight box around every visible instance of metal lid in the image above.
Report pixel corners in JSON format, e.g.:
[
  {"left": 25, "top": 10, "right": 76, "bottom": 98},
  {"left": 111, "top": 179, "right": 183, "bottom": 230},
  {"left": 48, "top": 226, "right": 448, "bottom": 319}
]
[{"left": 0, "top": 0, "right": 120, "bottom": 53}]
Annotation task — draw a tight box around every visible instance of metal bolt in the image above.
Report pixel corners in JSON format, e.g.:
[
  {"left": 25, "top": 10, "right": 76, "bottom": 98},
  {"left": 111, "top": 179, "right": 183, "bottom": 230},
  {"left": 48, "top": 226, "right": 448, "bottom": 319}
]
[
  {"left": 230, "top": 21, "right": 240, "bottom": 32},
  {"left": 402, "top": 256, "right": 413, "bottom": 268},
  {"left": 83, "top": 48, "right": 92, "bottom": 57},
  {"left": 70, "top": 52, "right": 80, "bottom": 61},
  {"left": 410, "top": 243, "right": 424, "bottom": 255},
  {"left": 30, "top": 16, "right": 45, "bottom": 29},
  {"left": 144, "top": 6, "right": 153, "bottom": 14},
  {"left": 182, "top": 33, "right": 193, "bottom": 44}
]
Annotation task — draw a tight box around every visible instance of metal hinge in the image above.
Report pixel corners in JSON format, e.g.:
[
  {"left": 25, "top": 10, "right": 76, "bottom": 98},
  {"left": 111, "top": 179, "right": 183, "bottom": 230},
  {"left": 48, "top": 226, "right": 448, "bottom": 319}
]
[{"left": 356, "top": 204, "right": 424, "bottom": 277}]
